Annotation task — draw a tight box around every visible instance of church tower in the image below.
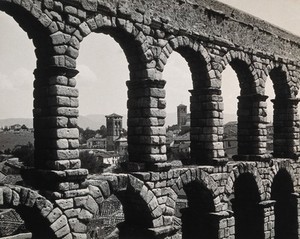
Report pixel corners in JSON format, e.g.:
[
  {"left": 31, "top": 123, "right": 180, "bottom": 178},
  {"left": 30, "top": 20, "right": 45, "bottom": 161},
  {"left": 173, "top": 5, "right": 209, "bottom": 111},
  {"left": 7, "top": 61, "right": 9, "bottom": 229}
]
[
  {"left": 106, "top": 113, "right": 123, "bottom": 151},
  {"left": 177, "top": 104, "right": 187, "bottom": 129}
]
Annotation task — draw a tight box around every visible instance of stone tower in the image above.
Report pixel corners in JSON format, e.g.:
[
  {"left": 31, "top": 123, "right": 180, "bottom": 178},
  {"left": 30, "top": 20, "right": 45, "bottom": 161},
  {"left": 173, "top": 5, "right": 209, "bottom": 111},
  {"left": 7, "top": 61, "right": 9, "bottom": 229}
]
[
  {"left": 106, "top": 113, "right": 123, "bottom": 151},
  {"left": 177, "top": 104, "right": 187, "bottom": 129}
]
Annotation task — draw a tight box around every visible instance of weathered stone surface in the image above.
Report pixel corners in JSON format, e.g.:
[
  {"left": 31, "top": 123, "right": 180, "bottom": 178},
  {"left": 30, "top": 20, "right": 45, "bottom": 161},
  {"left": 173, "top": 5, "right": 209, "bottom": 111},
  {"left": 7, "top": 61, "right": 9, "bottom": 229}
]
[
  {"left": 47, "top": 207, "right": 63, "bottom": 224},
  {"left": 69, "top": 218, "right": 87, "bottom": 233},
  {"left": 56, "top": 198, "right": 74, "bottom": 210},
  {"left": 51, "top": 128, "right": 79, "bottom": 139},
  {"left": 50, "top": 215, "right": 68, "bottom": 232},
  {"left": 3, "top": 1, "right": 300, "bottom": 238}
]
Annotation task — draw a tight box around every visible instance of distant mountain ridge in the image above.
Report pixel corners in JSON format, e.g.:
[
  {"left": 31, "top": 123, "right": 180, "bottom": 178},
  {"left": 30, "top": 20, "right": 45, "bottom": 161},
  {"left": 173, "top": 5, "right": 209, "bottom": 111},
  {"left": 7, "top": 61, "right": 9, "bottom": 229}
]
[
  {"left": 0, "top": 113, "right": 238, "bottom": 130},
  {"left": 0, "top": 118, "right": 34, "bottom": 129}
]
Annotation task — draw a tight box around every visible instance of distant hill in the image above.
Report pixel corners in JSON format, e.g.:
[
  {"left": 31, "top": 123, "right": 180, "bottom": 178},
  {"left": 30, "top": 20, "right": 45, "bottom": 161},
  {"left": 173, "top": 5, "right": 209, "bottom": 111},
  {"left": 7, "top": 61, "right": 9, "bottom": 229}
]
[
  {"left": 0, "top": 118, "right": 33, "bottom": 129},
  {"left": 0, "top": 131, "right": 34, "bottom": 152},
  {"left": 0, "top": 112, "right": 238, "bottom": 131}
]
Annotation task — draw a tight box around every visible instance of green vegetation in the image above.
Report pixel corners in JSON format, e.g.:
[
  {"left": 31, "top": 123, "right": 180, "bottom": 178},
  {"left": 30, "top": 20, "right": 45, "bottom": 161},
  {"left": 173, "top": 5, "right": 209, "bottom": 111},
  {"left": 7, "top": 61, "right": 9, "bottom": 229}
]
[
  {"left": 12, "top": 142, "right": 34, "bottom": 167},
  {"left": 0, "top": 131, "right": 34, "bottom": 153},
  {"left": 79, "top": 150, "right": 103, "bottom": 174}
]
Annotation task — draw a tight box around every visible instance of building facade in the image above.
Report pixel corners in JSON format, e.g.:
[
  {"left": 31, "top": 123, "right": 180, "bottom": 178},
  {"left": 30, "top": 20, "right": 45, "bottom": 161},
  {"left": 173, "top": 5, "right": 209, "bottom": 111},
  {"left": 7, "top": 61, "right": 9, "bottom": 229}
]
[{"left": 86, "top": 135, "right": 106, "bottom": 149}]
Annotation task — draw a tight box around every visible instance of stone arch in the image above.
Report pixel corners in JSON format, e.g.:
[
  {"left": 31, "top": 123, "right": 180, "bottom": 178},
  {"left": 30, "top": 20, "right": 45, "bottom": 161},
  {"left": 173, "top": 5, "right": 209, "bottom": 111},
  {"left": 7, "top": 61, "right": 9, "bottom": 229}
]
[
  {"left": 270, "top": 167, "right": 298, "bottom": 239},
  {"left": 221, "top": 51, "right": 269, "bottom": 158},
  {"left": 267, "top": 160, "right": 296, "bottom": 197},
  {"left": 170, "top": 168, "right": 219, "bottom": 239},
  {"left": 0, "top": 3, "right": 76, "bottom": 182},
  {"left": 119, "top": 175, "right": 161, "bottom": 229},
  {"left": 224, "top": 163, "right": 265, "bottom": 202},
  {"left": 220, "top": 50, "right": 255, "bottom": 95},
  {"left": 264, "top": 63, "right": 292, "bottom": 98},
  {"left": 0, "top": 185, "right": 65, "bottom": 239},
  {"left": 225, "top": 164, "right": 266, "bottom": 239},
  {"left": 263, "top": 63, "right": 299, "bottom": 158},
  {"left": 0, "top": 0, "right": 62, "bottom": 69},
  {"left": 86, "top": 174, "right": 161, "bottom": 238},
  {"left": 161, "top": 36, "right": 211, "bottom": 89},
  {"left": 0, "top": 0, "right": 54, "bottom": 31},
  {"left": 160, "top": 36, "right": 225, "bottom": 165},
  {"left": 69, "top": 13, "right": 151, "bottom": 80},
  {"left": 71, "top": 14, "right": 169, "bottom": 169},
  {"left": 232, "top": 171, "right": 265, "bottom": 239}
]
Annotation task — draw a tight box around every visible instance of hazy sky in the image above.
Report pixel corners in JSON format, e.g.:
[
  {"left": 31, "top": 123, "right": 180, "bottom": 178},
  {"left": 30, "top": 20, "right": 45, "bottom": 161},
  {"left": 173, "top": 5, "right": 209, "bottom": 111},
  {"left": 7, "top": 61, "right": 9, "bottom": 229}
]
[{"left": 0, "top": 0, "right": 299, "bottom": 120}]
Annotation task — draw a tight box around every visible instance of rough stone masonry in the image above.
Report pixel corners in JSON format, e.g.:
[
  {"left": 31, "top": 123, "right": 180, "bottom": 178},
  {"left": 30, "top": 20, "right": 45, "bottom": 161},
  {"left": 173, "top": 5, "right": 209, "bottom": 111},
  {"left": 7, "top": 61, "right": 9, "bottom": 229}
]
[{"left": 1, "top": 0, "right": 300, "bottom": 238}]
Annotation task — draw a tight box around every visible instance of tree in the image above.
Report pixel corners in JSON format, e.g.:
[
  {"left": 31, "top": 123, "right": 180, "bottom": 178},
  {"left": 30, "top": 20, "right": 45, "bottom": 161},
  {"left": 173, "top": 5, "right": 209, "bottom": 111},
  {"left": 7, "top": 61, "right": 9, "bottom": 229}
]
[
  {"left": 21, "top": 124, "right": 28, "bottom": 130},
  {"left": 78, "top": 127, "right": 97, "bottom": 144},
  {"left": 12, "top": 142, "right": 34, "bottom": 167},
  {"left": 79, "top": 150, "right": 103, "bottom": 174},
  {"left": 99, "top": 125, "right": 107, "bottom": 138}
]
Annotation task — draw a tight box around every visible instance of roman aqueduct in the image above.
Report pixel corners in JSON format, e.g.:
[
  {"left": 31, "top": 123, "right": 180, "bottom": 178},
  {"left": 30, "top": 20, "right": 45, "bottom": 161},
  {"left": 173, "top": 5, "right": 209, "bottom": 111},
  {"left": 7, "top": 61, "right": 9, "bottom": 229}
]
[{"left": 1, "top": 0, "right": 300, "bottom": 238}]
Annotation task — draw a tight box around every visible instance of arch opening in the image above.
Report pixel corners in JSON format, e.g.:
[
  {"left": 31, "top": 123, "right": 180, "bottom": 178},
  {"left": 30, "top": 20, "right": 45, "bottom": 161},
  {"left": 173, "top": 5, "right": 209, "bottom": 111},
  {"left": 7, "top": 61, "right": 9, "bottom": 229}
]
[
  {"left": 164, "top": 45, "right": 211, "bottom": 165},
  {"left": 0, "top": 10, "right": 43, "bottom": 238},
  {"left": 117, "top": 189, "right": 154, "bottom": 239},
  {"left": 232, "top": 173, "right": 264, "bottom": 239},
  {"left": 265, "top": 75, "right": 275, "bottom": 154},
  {"left": 0, "top": 3, "right": 54, "bottom": 68},
  {"left": 87, "top": 194, "right": 125, "bottom": 239},
  {"left": 175, "top": 47, "right": 210, "bottom": 90},
  {"left": 271, "top": 169, "right": 297, "bottom": 239},
  {"left": 0, "top": 3, "right": 61, "bottom": 172},
  {"left": 0, "top": 186, "right": 56, "bottom": 239},
  {"left": 16, "top": 205, "right": 56, "bottom": 239},
  {"left": 269, "top": 67, "right": 290, "bottom": 98},
  {"left": 229, "top": 59, "right": 254, "bottom": 96},
  {"left": 87, "top": 188, "right": 153, "bottom": 239},
  {"left": 176, "top": 181, "right": 217, "bottom": 239},
  {"left": 77, "top": 32, "right": 129, "bottom": 173},
  {"left": 223, "top": 58, "right": 264, "bottom": 157},
  {"left": 222, "top": 64, "right": 239, "bottom": 159},
  {"left": 164, "top": 50, "right": 193, "bottom": 166},
  {"left": 268, "top": 66, "right": 297, "bottom": 158},
  {"left": 0, "top": 11, "right": 35, "bottom": 160}
]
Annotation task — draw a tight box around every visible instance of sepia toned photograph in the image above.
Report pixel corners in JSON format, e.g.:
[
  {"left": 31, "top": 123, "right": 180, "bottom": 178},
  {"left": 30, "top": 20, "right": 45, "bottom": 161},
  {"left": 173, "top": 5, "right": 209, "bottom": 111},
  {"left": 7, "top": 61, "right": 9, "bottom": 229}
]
[{"left": 0, "top": 0, "right": 299, "bottom": 238}]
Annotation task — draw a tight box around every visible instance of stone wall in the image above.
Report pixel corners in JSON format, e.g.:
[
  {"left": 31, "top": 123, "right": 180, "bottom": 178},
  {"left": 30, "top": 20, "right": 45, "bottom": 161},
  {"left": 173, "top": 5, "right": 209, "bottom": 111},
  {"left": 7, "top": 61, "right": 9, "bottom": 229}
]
[{"left": 0, "top": 0, "right": 300, "bottom": 238}]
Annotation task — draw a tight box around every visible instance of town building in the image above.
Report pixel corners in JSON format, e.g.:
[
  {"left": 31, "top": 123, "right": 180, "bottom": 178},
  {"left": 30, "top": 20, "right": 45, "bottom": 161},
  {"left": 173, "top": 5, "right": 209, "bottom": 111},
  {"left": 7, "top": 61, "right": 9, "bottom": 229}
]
[
  {"left": 94, "top": 151, "right": 119, "bottom": 167},
  {"left": 10, "top": 124, "right": 22, "bottom": 131},
  {"left": 115, "top": 135, "right": 128, "bottom": 157},
  {"left": 87, "top": 134, "right": 106, "bottom": 149}
]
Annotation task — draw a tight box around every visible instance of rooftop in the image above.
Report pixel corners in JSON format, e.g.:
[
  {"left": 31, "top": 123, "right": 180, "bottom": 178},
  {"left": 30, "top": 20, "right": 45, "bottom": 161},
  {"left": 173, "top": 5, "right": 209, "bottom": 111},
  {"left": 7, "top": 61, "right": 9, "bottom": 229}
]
[{"left": 105, "top": 113, "right": 123, "bottom": 118}]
